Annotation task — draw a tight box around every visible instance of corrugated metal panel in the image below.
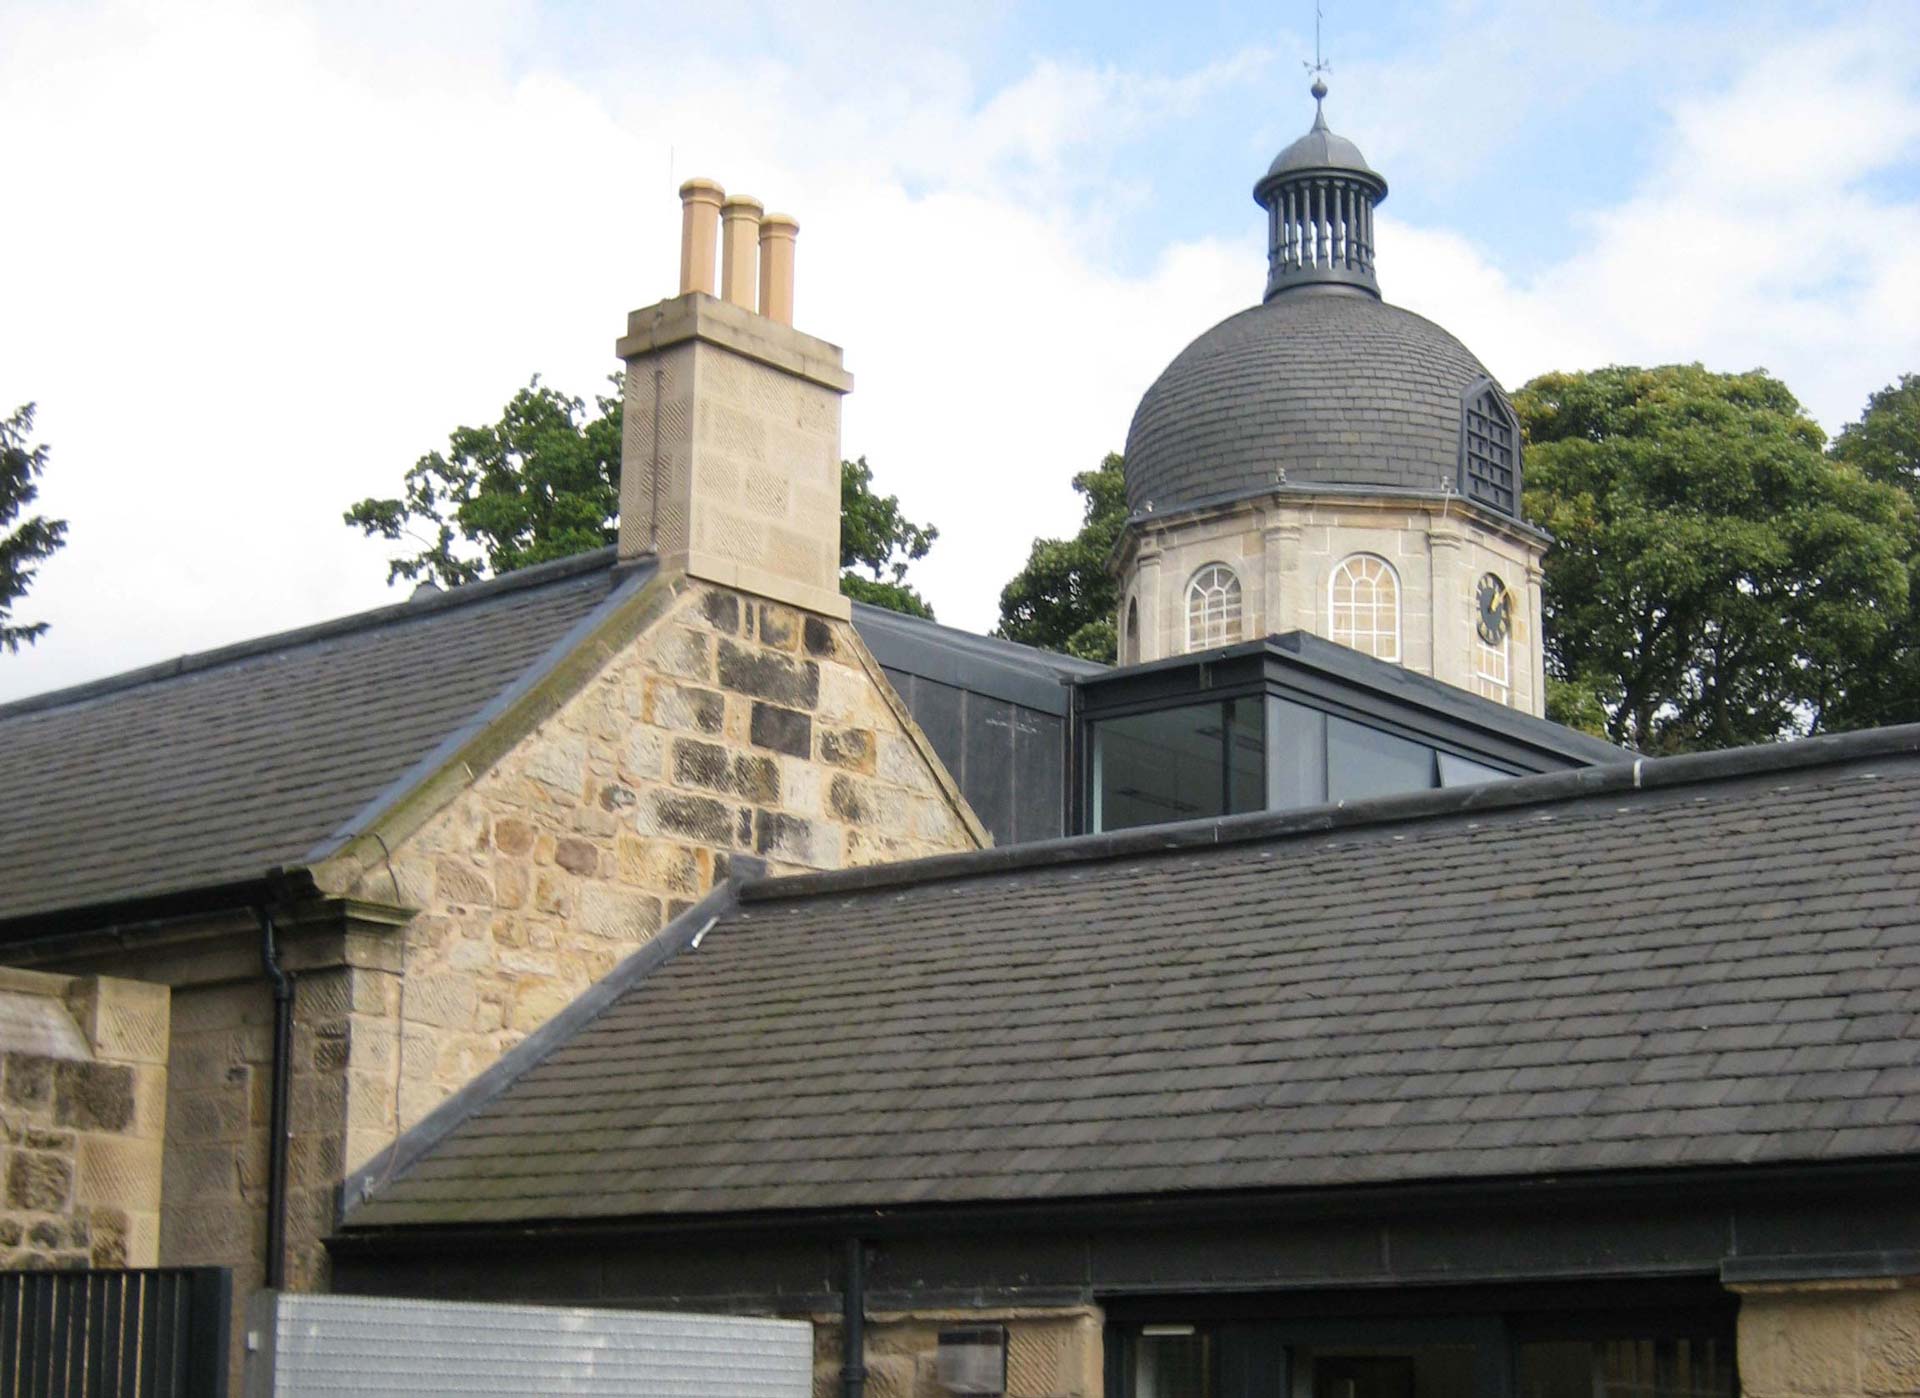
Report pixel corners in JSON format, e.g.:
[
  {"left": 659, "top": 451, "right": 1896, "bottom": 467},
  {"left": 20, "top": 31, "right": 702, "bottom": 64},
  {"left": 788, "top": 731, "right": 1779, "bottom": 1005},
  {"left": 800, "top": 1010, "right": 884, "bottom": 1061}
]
[{"left": 253, "top": 1293, "right": 810, "bottom": 1397}]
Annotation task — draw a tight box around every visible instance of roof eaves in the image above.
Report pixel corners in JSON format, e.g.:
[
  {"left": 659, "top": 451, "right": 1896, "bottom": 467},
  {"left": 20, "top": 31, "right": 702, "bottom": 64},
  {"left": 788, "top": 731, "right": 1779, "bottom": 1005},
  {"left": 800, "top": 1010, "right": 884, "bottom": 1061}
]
[
  {"left": 0, "top": 546, "right": 624, "bottom": 720},
  {"left": 739, "top": 722, "right": 1920, "bottom": 904},
  {"left": 338, "top": 863, "right": 763, "bottom": 1222}
]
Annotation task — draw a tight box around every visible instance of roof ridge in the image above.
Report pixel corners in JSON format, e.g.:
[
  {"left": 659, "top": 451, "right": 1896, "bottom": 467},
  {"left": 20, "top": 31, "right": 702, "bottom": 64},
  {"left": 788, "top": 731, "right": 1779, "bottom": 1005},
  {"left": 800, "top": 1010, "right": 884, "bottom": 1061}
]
[
  {"left": 0, "top": 547, "right": 624, "bottom": 719},
  {"left": 741, "top": 722, "right": 1920, "bottom": 903}
]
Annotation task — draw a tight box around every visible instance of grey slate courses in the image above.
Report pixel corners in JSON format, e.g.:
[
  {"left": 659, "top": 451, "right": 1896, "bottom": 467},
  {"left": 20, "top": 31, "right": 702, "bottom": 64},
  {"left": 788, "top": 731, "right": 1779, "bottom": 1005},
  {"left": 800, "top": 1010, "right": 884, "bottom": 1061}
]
[
  {"left": 1124, "top": 290, "right": 1508, "bottom": 518},
  {"left": 347, "top": 726, "right": 1920, "bottom": 1229},
  {"left": 0, "top": 550, "right": 633, "bottom": 925}
]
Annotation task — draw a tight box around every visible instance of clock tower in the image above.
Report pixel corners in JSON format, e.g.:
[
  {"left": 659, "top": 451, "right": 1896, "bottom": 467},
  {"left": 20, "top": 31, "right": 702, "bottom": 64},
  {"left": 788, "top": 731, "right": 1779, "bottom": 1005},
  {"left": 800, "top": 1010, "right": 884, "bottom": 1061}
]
[{"left": 1113, "top": 78, "right": 1548, "bottom": 716}]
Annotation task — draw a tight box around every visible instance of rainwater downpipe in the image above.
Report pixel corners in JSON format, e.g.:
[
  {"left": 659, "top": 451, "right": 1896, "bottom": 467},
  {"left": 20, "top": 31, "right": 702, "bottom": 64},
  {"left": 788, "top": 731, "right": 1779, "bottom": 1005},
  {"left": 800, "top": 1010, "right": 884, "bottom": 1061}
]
[
  {"left": 841, "top": 1236, "right": 867, "bottom": 1398},
  {"left": 257, "top": 906, "right": 295, "bottom": 1290}
]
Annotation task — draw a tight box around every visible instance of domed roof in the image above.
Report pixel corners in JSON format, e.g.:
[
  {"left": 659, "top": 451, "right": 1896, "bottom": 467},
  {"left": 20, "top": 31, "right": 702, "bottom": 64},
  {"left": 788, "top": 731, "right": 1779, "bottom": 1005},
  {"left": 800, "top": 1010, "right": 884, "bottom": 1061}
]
[
  {"left": 1262, "top": 87, "right": 1383, "bottom": 187},
  {"left": 1123, "top": 290, "right": 1501, "bottom": 518}
]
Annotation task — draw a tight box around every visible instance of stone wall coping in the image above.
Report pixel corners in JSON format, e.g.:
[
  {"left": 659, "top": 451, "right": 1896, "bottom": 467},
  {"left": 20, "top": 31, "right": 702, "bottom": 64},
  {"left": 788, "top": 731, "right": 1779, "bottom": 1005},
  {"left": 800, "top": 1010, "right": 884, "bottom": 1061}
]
[
  {"left": 616, "top": 291, "right": 853, "bottom": 393},
  {"left": 308, "top": 564, "right": 674, "bottom": 897},
  {"left": 1724, "top": 1250, "right": 1920, "bottom": 1288},
  {"left": 0, "top": 966, "right": 77, "bottom": 998}
]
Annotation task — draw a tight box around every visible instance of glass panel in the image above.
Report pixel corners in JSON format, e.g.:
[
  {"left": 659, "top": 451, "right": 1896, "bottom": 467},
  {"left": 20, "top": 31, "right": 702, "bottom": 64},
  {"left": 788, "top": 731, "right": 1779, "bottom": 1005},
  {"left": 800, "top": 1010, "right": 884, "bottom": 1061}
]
[
  {"left": 1227, "top": 698, "right": 1265, "bottom": 815},
  {"left": 1267, "top": 698, "right": 1328, "bottom": 810},
  {"left": 1135, "top": 1332, "right": 1212, "bottom": 1398},
  {"left": 1435, "top": 752, "right": 1515, "bottom": 788},
  {"left": 1326, "top": 716, "right": 1437, "bottom": 804},
  {"left": 1093, "top": 703, "right": 1228, "bottom": 832},
  {"left": 1517, "top": 1338, "right": 1735, "bottom": 1397},
  {"left": 1299, "top": 1345, "right": 1475, "bottom": 1398}
]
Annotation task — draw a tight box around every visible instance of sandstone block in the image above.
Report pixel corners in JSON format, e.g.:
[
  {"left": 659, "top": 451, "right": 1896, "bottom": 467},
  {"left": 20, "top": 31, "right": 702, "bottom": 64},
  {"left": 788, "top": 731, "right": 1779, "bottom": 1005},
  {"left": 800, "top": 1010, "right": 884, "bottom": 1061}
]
[
  {"left": 54, "top": 1060, "right": 135, "bottom": 1132},
  {"left": 493, "top": 817, "right": 535, "bottom": 856},
  {"left": 646, "top": 679, "right": 726, "bottom": 735},
  {"left": 755, "top": 811, "right": 825, "bottom": 866},
  {"left": 717, "top": 639, "right": 820, "bottom": 707},
  {"left": 434, "top": 856, "right": 493, "bottom": 908},
  {"left": 4, "top": 1052, "right": 54, "bottom": 1111},
  {"left": 750, "top": 702, "right": 813, "bottom": 758},
  {"left": 8, "top": 1150, "right": 73, "bottom": 1211},
  {"left": 555, "top": 837, "right": 600, "bottom": 876},
  {"left": 523, "top": 734, "right": 588, "bottom": 797},
  {"left": 700, "top": 589, "right": 741, "bottom": 634},
  {"left": 757, "top": 603, "right": 799, "bottom": 650},
  {"left": 577, "top": 886, "right": 664, "bottom": 942},
  {"left": 72, "top": 977, "right": 171, "bottom": 1065},
  {"left": 820, "top": 727, "right": 876, "bottom": 774},
  {"left": 802, "top": 615, "right": 839, "bottom": 660},
  {"left": 644, "top": 791, "right": 740, "bottom": 846},
  {"left": 654, "top": 626, "right": 714, "bottom": 682}
]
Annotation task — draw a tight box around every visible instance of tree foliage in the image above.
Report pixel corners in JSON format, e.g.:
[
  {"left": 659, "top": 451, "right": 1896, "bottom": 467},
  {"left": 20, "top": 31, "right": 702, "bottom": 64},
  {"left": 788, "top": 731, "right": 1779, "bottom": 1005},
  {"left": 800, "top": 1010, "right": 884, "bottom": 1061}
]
[
  {"left": 1822, "top": 374, "right": 1920, "bottom": 731},
  {"left": 0, "top": 403, "right": 69, "bottom": 655},
  {"left": 839, "top": 456, "right": 938, "bottom": 618},
  {"left": 1516, "top": 364, "right": 1912, "bottom": 752},
  {"left": 995, "top": 453, "right": 1127, "bottom": 662},
  {"left": 347, "top": 380, "right": 939, "bottom": 617},
  {"left": 345, "top": 377, "right": 622, "bottom": 588}
]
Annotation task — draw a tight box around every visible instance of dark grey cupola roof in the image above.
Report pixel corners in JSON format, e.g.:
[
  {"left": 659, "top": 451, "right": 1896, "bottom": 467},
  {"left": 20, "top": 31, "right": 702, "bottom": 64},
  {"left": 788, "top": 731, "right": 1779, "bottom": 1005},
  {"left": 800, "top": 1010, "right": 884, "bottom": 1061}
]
[{"left": 1123, "top": 80, "right": 1521, "bottom": 522}]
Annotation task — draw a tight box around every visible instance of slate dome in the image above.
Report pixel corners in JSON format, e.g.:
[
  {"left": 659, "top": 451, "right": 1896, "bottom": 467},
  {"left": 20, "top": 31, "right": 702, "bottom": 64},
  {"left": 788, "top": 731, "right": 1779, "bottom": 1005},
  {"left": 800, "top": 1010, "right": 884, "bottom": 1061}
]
[
  {"left": 1123, "top": 80, "right": 1517, "bottom": 520},
  {"left": 1122, "top": 290, "right": 1501, "bottom": 517}
]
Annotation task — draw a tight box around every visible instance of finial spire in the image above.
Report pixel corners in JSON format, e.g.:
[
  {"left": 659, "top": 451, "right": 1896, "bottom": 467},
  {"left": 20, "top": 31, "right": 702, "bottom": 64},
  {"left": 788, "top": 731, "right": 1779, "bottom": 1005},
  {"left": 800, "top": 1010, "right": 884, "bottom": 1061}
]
[{"left": 1254, "top": 33, "right": 1388, "bottom": 301}]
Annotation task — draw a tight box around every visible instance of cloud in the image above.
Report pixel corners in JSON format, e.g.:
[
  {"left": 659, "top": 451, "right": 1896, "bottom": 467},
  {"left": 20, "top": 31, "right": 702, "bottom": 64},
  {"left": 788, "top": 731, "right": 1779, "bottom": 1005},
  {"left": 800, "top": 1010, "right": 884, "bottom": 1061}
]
[{"left": 1, "top": 0, "right": 1916, "bottom": 703}]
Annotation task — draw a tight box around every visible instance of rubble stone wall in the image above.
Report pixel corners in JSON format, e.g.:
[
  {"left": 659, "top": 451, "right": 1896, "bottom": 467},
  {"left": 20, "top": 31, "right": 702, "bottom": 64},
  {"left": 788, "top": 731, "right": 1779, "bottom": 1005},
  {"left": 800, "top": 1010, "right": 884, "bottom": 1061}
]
[{"left": 0, "top": 969, "right": 169, "bottom": 1269}]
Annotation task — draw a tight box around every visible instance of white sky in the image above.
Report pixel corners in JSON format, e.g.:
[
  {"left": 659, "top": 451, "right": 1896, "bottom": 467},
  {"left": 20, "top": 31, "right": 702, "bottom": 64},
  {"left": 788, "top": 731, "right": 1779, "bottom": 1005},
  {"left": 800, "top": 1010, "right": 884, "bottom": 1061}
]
[{"left": 2, "top": 0, "right": 1918, "bottom": 701}]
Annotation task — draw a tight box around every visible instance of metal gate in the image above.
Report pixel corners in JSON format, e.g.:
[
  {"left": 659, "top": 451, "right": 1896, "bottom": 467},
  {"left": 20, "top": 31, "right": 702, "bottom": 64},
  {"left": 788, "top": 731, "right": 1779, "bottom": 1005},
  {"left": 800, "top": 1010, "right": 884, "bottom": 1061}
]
[{"left": 0, "top": 1266, "right": 231, "bottom": 1397}]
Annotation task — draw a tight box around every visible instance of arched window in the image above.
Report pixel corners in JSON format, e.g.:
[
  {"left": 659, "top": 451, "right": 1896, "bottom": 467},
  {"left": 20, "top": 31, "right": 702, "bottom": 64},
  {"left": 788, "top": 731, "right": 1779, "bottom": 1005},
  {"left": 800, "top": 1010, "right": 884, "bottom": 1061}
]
[
  {"left": 1122, "top": 597, "right": 1140, "bottom": 665},
  {"left": 1460, "top": 377, "right": 1520, "bottom": 515},
  {"left": 1185, "top": 565, "right": 1242, "bottom": 651},
  {"left": 1475, "top": 633, "right": 1511, "bottom": 704},
  {"left": 1329, "top": 554, "right": 1400, "bottom": 662}
]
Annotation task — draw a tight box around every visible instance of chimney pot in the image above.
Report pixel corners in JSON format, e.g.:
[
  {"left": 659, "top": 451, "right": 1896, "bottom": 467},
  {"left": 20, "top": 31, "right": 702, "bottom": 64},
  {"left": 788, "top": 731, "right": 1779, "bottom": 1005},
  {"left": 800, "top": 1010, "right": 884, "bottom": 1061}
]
[
  {"left": 678, "top": 178, "right": 726, "bottom": 296},
  {"left": 758, "top": 214, "right": 799, "bottom": 326},
  {"left": 719, "top": 194, "right": 764, "bottom": 310}
]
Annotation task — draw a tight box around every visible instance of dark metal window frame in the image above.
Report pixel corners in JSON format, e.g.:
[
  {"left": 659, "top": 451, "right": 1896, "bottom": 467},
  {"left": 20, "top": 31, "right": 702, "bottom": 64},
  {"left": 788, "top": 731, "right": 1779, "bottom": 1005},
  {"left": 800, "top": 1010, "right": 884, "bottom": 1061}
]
[
  {"left": 1074, "top": 648, "right": 1538, "bottom": 834},
  {"left": 1459, "top": 375, "right": 1521, "bottom": 516},
  {"left": 1103, "top": 1281, "right": 1738, "bottom": 1398}
]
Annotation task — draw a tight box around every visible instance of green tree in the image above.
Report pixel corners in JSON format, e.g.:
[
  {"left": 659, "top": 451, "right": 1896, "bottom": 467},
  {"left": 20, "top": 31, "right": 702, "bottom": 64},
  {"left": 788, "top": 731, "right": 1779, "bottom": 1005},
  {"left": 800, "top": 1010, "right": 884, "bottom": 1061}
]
[
  {"left": 996, "top": 453, "right": 1127, "bottom": 662},
  {"left": 839, "top": 456, "right": 938, "bottom": 618},
  {"left": 1823, "top": 374, "right": 1920, "bottom": 731},
  {"left": 348, "top": 380, "right": 940, "bottom": 617},
  {"left": 1516, "top": 364, "right": 1912, "bottom": 752},
  {"left": 346, "top": 377, "right": 622, "bottom": 588},
  {"left": 0, "top": 403, "right": 69, "bottom": 654}
]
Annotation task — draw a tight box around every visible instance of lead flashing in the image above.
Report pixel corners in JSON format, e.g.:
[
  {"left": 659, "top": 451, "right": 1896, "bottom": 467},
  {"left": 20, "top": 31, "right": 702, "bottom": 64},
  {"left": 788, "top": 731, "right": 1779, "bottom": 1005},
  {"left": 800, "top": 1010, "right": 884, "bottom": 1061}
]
[{"left": 739, "top": 722, "right": 1920, "bottom": 904}]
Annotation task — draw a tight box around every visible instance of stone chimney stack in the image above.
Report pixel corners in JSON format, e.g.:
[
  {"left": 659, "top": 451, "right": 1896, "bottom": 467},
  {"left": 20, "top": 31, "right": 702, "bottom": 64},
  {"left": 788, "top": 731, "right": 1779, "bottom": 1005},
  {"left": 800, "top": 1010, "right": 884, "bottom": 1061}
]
[{"left": 616, "top": 178, "right": 850, "bottom": 619}]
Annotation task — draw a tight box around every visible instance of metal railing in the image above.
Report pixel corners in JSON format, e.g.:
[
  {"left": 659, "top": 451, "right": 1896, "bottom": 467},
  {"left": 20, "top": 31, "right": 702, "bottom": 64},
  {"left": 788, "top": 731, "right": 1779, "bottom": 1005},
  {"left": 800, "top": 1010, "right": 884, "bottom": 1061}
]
[{"left": 0, "top": 1266, "right": 231, "bottom": 1397}]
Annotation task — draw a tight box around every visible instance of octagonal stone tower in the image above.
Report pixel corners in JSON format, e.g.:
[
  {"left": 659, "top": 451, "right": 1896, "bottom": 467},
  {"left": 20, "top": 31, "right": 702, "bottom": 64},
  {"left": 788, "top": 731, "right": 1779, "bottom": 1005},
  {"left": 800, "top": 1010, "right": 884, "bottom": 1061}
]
[{"left": 1115, "top": 79, "right": 1547, "bottom": 714}]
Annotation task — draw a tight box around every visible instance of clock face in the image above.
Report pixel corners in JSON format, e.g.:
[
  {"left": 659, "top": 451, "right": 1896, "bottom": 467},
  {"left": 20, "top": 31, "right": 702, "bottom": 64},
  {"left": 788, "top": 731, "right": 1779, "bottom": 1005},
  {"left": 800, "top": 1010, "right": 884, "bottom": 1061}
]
[{"left": 1475, "top": 573, "right": 1513, "bottom": 645}]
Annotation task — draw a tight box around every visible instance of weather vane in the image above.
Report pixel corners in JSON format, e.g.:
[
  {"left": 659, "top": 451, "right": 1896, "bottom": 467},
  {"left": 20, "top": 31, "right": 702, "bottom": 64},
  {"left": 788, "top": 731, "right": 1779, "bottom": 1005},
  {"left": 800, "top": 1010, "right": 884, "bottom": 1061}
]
[
  {"left": 1304, "top": 0, "right": 1331, "bottom": 82},
  {"left": 1303, "top": 0, "right": 1331, "bottom": 105}
]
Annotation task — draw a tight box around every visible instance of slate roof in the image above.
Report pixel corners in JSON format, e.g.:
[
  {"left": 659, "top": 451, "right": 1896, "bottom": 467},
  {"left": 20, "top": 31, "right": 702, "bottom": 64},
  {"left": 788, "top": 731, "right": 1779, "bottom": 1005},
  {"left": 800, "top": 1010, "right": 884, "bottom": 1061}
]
[
  {"left": 0, "top": 549, "right": 648, "bottom": 927},
  {"left": 1123, "top": 290, "right": 1512, "bottom": 519},
  {"left": 344, "top": 724, "right": 1920, "bottom": 1228}
]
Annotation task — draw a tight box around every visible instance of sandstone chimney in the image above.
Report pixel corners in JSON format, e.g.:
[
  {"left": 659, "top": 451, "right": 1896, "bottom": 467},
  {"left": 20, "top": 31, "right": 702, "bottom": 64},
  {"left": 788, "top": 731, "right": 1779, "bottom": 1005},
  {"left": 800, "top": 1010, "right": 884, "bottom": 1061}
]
[
  {"left": 615, "top": 181, "right": 850, "bottom": 619},
  {"left": 719, "top": 194, "right": 763, "bottom": 309},
  {"left": 757, "top": 214, "right": 798, "bottom": 326},
  {"left": 677, "top": 178, "right": 724, "bottom": 296}
]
